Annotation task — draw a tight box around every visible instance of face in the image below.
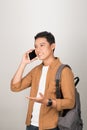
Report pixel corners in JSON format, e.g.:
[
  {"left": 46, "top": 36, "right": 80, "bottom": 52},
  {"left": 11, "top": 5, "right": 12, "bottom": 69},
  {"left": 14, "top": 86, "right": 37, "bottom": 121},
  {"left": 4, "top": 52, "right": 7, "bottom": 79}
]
[{"left": 34, "top": 37, "right": 55, "bottom": 61}]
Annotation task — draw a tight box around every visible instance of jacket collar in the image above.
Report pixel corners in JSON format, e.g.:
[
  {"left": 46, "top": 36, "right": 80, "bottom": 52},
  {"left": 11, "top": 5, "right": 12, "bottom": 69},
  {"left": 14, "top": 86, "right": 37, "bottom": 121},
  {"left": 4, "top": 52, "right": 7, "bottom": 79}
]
[{"left": 39, "top": 57, "right": 61, "bottom": 70}]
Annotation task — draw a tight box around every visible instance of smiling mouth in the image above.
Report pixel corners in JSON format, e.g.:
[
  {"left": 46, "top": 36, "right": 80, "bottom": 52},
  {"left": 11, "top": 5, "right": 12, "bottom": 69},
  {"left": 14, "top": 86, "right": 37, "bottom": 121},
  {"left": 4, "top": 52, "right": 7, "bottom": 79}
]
[{"left": 38, "top": 54, "right": 42, "bottom": 56}]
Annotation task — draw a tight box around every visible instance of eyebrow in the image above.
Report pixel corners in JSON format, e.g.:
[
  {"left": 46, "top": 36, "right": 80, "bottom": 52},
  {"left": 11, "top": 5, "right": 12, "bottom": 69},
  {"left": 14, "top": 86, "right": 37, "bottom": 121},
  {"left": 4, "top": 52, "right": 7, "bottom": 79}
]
[
  {"left": 40, "top": 42, "right": 46, "bottom": 44},
  {"left": 34, "top": 42, "right": 46, "bottom": 46}
]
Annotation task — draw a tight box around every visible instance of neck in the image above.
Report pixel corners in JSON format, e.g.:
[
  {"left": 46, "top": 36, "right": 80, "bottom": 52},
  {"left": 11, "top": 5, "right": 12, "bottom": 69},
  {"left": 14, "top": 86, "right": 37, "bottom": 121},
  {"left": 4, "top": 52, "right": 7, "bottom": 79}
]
[{"left": 42, "top": 56, "right": 55, "bottom": 66}]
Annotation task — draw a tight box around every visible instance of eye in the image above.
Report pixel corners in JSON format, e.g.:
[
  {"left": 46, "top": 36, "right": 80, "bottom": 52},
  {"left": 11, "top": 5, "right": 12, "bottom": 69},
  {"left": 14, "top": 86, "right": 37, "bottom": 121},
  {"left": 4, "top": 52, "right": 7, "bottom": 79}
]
[
  {"left": 40, "top": 43, "right": 45, "bottom": 47},
  {"left": 40, "top": 44, "right": 44, "bottom": 47}
]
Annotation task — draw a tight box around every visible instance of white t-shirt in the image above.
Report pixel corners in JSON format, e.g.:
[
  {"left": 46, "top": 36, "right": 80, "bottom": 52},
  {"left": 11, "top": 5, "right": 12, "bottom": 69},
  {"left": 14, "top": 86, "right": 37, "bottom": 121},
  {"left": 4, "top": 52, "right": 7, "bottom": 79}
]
[{"left": 31, "top": 66, "right": 49, "bottom": 127}]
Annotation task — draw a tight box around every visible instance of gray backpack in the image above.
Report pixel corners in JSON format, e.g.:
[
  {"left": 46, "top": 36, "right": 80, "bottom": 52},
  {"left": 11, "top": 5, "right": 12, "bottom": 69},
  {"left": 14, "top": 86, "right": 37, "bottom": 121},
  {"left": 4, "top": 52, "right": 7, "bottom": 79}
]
[{"left": 56, "top": 64, "right": 83, "bottom": 130}]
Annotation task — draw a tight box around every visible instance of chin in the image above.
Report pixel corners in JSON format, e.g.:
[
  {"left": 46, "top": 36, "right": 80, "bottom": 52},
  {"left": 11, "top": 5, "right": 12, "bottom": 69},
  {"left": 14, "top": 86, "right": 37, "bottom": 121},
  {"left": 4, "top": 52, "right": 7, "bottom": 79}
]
[
  {"left": 38, "top": 58, "right": 44, "bottom": 60},
  {"left": 38, "top": 57, "right": 45, "bottom": 61}
]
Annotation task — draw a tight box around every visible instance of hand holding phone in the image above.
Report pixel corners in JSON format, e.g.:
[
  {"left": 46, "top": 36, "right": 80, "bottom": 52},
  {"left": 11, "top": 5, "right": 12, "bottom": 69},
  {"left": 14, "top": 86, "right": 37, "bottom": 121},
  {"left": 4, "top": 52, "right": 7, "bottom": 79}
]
[{"left": 29, "top": 50, "right": 37, "bottom": 60}]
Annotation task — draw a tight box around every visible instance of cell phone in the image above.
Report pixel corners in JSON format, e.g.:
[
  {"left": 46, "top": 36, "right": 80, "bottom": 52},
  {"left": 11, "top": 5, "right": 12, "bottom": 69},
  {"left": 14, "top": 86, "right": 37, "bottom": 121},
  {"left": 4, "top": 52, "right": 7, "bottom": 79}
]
[{"left": 29, "top": 50, "right": 37, "bottom": 60}]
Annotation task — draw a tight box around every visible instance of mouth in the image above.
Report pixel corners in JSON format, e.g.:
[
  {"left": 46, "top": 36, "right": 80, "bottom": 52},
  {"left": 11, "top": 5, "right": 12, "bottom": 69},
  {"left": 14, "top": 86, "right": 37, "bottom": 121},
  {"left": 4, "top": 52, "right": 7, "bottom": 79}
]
[
  {"left": 37, "top": 53, "right": 44, "bottom": 59},
  {"left": 38, "top": 53, "right": 42, "bottom": 56}
]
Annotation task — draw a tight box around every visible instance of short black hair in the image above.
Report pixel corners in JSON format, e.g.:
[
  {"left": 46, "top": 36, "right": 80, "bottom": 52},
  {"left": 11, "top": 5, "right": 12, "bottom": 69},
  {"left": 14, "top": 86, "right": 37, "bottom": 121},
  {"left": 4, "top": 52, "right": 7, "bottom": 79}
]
[{"left": 34, "top": 31, "right": 55, "bottom": 45}]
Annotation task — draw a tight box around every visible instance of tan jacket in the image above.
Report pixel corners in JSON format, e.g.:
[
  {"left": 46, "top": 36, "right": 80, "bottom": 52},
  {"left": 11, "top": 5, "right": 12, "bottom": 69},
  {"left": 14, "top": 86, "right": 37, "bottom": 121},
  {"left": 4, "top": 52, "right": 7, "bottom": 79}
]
[{"left": 11, "top": 58, "right": 75, "bottom": 130}]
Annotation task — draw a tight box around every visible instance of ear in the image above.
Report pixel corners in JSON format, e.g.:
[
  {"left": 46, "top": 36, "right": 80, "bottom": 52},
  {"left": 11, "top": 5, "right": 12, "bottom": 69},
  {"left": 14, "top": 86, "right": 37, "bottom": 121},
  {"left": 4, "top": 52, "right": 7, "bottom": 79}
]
[{"left": 51, "top": 43, "right": 55, "bottom": 50}]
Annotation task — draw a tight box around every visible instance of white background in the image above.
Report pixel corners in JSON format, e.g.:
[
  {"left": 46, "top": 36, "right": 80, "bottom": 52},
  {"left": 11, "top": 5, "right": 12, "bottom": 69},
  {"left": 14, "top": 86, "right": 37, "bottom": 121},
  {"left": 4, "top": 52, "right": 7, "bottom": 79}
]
[{"left": 0, "top": 0, "right": 87, "bottom": 130}]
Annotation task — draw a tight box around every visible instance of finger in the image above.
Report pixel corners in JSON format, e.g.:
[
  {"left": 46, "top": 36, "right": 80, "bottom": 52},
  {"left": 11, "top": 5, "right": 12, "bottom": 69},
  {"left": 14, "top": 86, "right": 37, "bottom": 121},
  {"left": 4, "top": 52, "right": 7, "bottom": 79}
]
[
  {"left": 39, "top": 92, "right": 44, "bottom": 97},
  {"left": 26, "top": 49, "right": 33, "bottom": 53},
  {"left": 25, "top": 96, "right": 34, "bottom": 99},
  {"left": 29, "top": 96, "right": 38, "bottom": 101},
  {"left": 25, "top": 96, "right": 30, "bottom": 99},
  {"left": 30, "top": 57, "right": 38, "bottom": 62}
]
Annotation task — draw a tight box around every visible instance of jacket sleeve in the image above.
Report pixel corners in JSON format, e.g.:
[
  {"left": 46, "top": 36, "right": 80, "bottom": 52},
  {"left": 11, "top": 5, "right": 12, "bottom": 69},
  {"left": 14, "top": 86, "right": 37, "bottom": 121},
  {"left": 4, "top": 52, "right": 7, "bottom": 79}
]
[
  {"left": 56, "top": 67, "right": 75, "bottom": 111},
  {"left": 10, "top": 69, "right": 33, "bottom": 92}
]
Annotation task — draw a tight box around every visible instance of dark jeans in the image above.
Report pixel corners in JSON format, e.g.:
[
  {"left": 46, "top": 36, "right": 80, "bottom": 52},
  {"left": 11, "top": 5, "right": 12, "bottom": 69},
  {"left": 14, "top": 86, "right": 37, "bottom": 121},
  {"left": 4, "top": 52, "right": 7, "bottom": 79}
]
[{"left": 26, "top": 125, "right": 59, "bottom": 130}]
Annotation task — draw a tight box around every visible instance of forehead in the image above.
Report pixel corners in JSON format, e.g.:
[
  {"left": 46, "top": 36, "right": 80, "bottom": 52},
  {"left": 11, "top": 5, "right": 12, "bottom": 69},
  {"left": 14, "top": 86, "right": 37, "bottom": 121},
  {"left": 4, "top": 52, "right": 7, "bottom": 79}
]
[{"left": 34, "top": 37, "right": 48, "bottom": 45}]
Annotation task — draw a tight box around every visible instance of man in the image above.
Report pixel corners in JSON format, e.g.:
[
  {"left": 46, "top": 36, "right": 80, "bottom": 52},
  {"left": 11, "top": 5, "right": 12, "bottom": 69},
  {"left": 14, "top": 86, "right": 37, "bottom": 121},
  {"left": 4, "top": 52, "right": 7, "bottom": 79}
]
[{"left": 11, "top": 31, "right": 75, "bottom": 130}]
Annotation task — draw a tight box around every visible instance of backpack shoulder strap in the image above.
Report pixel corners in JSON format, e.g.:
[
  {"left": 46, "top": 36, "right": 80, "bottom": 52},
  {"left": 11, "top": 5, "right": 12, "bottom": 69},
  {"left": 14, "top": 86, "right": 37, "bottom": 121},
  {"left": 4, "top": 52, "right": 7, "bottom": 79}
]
[
  {"left": 55, "top": 64, "right": 71, "bottom": 98},
  {"left": 55, "top": 64, "right": 71, "bottom": 81},
  {"left": 55, "top": 64, "right": 80, "bottom": 98}
]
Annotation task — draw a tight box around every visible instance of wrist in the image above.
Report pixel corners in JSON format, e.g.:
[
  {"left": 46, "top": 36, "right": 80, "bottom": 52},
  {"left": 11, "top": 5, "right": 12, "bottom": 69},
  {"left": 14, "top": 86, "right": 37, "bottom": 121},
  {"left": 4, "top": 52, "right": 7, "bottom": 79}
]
[
  {"left": 52, "top": 100, "right": 57, "bottom": 108},
  {"left": 20, "top": 62, "right": 27, "bottom": 68}
]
